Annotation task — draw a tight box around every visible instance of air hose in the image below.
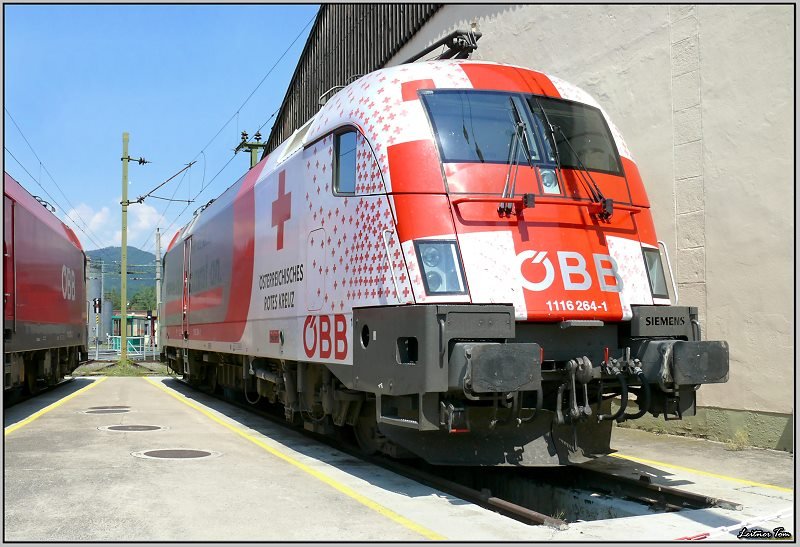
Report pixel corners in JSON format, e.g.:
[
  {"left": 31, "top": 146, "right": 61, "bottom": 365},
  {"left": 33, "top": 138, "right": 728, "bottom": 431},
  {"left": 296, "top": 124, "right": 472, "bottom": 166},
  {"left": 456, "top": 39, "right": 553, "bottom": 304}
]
[
  {"left": 597, "top": 373, "right": 628, "bottom": 422},
  {"left": 623, "top": 372, "right": 651, "bottom": 420}
]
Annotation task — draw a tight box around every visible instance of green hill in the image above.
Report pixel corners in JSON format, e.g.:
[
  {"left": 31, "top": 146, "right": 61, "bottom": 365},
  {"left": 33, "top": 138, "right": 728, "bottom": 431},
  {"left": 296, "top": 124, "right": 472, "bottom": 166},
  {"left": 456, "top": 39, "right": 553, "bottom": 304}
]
[{"left": 86, "top": 246, "right": 157, "bottom": 297}]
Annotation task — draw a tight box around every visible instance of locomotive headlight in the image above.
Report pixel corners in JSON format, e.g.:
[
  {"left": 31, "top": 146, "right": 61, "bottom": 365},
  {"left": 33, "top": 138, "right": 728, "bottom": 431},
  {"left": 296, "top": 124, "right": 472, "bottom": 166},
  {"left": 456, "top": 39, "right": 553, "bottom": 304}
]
[
  {"left": 426, "top": 271, "right": 443, "bottom": 292},
  {"left": 414, "top": 240, "right": 467, "bottom": 295},
  {"left": 540, "top": 168, "right": 560, "bottom": 195},
  {"left": 421, "top": 246, "right": 442, "bottom": 268},
  {"left": 642, "top": 248, "right": 669, "bottom": 299}
]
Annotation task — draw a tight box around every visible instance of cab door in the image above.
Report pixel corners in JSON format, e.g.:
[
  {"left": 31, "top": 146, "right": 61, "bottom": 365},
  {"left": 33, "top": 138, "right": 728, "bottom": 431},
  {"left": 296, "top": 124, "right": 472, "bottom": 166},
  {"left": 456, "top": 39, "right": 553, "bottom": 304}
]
[
  {"left": 181, "top": 237, "right": 191, "bottom": 340},
  {"left": 4, "top": 197, "right": 15, "bottom": 331}
]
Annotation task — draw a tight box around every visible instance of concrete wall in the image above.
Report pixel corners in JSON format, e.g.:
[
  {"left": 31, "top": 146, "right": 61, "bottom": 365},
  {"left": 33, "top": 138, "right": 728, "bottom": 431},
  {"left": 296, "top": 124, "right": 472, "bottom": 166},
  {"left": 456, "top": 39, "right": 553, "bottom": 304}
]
[{"left": 388, "top": 5, "right": 794, "bottom": 445}]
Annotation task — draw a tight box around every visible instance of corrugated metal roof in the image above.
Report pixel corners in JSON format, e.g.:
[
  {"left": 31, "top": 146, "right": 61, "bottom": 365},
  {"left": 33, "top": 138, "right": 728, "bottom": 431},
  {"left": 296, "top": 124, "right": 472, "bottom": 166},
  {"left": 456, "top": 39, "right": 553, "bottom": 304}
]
[{"left": 264, "top": 4, "right": 440, "bottom": 156}]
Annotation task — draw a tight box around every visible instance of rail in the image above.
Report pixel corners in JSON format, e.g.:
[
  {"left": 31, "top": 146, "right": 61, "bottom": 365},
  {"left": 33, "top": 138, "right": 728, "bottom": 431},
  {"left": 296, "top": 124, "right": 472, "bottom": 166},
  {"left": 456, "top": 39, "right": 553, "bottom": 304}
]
[{"left": 174, "top": 377, "right": 741, "bottom": 530}]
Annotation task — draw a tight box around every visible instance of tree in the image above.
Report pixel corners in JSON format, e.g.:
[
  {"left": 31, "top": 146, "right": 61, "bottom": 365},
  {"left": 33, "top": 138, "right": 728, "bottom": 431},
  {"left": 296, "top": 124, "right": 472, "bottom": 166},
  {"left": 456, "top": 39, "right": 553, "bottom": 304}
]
[
  {"left": 105, "top": 288, "right": 121, "bottom": 310},
  {"left": 129, "top": 286, "right": 156, "bottom": 312}
]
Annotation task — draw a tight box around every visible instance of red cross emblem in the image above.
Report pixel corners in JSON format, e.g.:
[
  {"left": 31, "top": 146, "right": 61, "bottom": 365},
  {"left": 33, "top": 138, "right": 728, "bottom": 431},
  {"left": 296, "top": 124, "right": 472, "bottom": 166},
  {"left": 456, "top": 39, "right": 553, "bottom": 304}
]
[{"left": 272, "top": 171, "right": 291, "bottom": 250}]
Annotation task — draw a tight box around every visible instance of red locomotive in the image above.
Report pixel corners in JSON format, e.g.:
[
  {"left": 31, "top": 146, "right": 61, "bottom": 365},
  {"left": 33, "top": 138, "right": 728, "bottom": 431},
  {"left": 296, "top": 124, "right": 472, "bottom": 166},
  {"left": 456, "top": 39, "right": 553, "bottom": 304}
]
[
  {"left": 4, "top": 172, "right": 87, "bottom": 395},
  {"left": 161, "top": 60, "right": 729, "bottom": 465}
]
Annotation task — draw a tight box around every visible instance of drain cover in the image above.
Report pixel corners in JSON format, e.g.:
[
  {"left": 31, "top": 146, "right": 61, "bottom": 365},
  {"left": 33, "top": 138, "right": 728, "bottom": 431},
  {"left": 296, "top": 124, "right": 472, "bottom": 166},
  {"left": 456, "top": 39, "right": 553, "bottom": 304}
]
[
  {"left": 83, "top": 409, "right": 131, "bottom": 414},
  {"left": 131, "top": 449, "right": 221, "bottom": 461},
  {"left": 99, "top": 425, "right": 166, "bottom": 432},
  {"left": 88, "top": 406, "right": 130, "bottom": 410},
  {"left": 145, "top": 449, "right": 210, "bottom": 458}
]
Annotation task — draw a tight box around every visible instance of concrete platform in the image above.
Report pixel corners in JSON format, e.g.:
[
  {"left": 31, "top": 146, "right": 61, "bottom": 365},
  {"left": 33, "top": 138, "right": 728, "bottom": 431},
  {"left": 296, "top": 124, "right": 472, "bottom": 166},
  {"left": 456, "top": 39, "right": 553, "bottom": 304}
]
[{"left": 3, "top": 376, "right": 794, "bottom": 541}]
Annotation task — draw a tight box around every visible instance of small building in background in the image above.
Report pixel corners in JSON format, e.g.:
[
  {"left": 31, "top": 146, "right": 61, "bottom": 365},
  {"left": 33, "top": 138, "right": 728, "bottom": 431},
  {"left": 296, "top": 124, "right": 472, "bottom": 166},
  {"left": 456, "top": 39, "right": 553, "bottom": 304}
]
[{"left": 111, "top": 310, "right": 157, "bottom": 350}]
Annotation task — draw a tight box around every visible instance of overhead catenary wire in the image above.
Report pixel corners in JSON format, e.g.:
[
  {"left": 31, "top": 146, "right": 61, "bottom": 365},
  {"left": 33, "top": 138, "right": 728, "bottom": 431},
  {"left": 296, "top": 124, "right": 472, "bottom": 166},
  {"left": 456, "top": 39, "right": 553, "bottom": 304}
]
[
  {"left": 133, "top": 161, "right": 196, "bottom": 204},
  {"left": 4, "top": 146, "right": 105, "bottom": 249},
  {"left": 174, "top": 105, "right": 279, "bottom": 227},
  {"left": 147, "top": 195, "right": 194, "bottom": 203},
  {"left": 4, "top": 107, "right": 106, "bottom": 247},
  {"left": 5, "top": 147, "right": 61, "bottom": 210},
  {"left": 152, "top": 152, "right": 240, "bottom": 250},
  {"left": 140, "top": 12, "right": 316, "bottom": 253},
  {"left": 255, "top": 105, "right": 283, "bottom": 135},
  {"left": 154, "top": 94, "right": 299, "bottom": 251},
  {"left": 135, "top": 165, "right": 192, "bottom": 252},
  {"left": 188, "top": 12, "right": 316, "bottom": 167},
  {"left": 126, "top": 160, "right": 196, "bottom": 252},
  {"left": 148, "top": 109, "right": 286, "bottom": 251}
]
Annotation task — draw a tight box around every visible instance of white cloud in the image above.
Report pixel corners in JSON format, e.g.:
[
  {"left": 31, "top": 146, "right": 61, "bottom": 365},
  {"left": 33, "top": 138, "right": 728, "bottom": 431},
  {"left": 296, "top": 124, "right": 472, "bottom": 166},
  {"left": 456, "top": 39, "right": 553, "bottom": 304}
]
[
  {"left": 128, "top": 202, "right": 161, "bottom": 250},
  {"left": 64, "top": 203, "right": 115, "bottom": 248},
  {"left": 62, "top": 200, "right": 165, "bottom": 252}
]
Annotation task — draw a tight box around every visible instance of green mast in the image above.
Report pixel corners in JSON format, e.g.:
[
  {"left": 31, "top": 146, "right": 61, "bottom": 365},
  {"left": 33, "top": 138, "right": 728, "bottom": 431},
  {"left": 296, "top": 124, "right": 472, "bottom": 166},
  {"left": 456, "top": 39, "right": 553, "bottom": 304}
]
[{"left": 120, "top": 132, "right": 129, "bottom": 364}]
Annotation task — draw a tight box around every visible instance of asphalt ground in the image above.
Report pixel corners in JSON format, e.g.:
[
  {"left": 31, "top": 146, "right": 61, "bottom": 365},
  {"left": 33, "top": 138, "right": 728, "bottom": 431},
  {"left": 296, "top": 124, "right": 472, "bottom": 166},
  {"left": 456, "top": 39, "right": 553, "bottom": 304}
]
[{"left": 3, "top": 377, "right": 794, "bottom": 541}]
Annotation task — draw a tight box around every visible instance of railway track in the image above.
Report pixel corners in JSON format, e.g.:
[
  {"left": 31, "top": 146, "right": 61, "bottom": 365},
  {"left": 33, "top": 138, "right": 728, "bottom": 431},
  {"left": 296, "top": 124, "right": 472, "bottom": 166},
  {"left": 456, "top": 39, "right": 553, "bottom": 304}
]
[{"left": 172, "top": 377, "right": 741, "bottom": 529}]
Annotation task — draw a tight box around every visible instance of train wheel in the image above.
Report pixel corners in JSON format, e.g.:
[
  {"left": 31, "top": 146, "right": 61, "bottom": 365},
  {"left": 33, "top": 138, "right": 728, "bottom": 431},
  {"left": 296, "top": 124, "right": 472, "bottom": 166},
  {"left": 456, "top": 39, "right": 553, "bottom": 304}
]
[{"left": 353, "top": 401, "right": 382, "bottom": 455}]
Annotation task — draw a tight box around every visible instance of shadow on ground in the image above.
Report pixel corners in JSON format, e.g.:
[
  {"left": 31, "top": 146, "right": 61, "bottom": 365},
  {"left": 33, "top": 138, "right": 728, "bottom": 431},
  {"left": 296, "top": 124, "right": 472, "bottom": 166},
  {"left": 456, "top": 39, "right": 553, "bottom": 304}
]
[
  {"left": 4, "top": 378, "right": 101, "bottom": 426},
  {"left": 156, "top": 377, "right": 472, "bottom": 508},
  {"left": 150, "top": 376, "right": 764, "bottom": 535}
]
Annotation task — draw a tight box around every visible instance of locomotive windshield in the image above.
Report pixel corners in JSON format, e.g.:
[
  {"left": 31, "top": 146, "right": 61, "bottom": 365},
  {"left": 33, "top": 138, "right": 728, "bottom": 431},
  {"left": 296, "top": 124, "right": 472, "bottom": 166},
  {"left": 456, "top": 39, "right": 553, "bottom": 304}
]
[
  {"left": 420, "top": 89, "right": 622, "bottom": 176},
  {"left": 419, "top": 91, "right": 544, "bottom": 164}
]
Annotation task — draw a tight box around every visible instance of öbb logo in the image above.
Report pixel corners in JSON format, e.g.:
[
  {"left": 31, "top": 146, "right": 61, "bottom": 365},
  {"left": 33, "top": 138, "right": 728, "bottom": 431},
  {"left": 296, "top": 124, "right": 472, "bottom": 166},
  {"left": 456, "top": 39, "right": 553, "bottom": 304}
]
[
  {"left": 517, "top": 250, "right": 623, "bottom": 293},
  {"left": 61, "top": 265, "right": 76, "bottom": 301},
  {"left": 303, "top": 314, "right": 348, "bottom": 360}
]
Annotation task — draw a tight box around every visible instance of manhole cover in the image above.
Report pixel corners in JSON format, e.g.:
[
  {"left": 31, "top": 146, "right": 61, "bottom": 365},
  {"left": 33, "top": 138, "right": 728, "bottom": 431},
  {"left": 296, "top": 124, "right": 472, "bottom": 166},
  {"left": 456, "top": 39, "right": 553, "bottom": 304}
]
[
  {"left": 89, "top": 406, "right": 130, "bottom": 410},
  {"left": 98, "top": 425, "right": 167, "bottom": 432},
  {"left": 82, "top": 409, "right": 131, "bottom": 414},
  {"left": 131, "top": 449, "right": 221, "bottom": 461}
]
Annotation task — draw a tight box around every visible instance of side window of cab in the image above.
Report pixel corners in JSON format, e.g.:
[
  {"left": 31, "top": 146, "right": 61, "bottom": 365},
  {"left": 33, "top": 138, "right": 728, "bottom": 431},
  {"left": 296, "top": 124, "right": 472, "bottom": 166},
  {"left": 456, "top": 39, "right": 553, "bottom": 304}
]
[{"left": 334, "top": 131, "right": 357, "bottom": 194}]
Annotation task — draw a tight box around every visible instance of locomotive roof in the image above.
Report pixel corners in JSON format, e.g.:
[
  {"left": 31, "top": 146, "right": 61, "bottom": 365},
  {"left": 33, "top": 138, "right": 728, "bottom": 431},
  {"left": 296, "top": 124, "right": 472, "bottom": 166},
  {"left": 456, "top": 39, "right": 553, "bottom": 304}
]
[
  {"left": 167, "top": 60, "right": 633, "bottom": 252},
  {"left": 4, "top": 172, "right": 84, "bottom": 252},
  {"left": 300, "top": 59, "right": 632, "bottom": 165}
]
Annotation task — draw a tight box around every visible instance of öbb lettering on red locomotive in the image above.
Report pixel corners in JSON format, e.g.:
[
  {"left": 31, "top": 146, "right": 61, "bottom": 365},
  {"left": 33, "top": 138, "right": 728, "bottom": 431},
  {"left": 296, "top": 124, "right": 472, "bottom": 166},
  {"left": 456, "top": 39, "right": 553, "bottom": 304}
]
[
  {"left": 61, "top": 265, "right": 76, "bottom": 301},
  {"left": 517, "top": 250, "right": 623, "bottom": 293},
  {"left": 303, "top": 314, "right": 348, "bottom": 360}
]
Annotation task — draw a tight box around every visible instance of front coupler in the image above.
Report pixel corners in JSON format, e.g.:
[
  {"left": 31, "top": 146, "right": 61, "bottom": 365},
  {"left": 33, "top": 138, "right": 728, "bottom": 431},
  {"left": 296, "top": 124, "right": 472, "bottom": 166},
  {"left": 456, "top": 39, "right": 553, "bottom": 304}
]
[{"left": 347, "top": 304, "right": 729, "bottom": 430}]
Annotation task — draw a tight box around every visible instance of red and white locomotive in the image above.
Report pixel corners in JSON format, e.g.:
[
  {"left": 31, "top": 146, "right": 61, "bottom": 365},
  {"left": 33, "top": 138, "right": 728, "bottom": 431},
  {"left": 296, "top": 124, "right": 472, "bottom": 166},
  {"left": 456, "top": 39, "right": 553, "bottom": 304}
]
[
  {"left": 161, "top": 60, "right": 729, "bottom": 465},
  {"left": 4, "top": 172, "right": 87, "bottom": 395}
]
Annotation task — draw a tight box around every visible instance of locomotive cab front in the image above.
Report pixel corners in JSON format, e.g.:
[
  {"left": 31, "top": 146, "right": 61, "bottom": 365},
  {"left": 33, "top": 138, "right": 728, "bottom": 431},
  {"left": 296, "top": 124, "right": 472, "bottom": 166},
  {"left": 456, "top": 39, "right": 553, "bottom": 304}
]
[{"left": 348, "top": 71, "right": 729, "bottom": 465}]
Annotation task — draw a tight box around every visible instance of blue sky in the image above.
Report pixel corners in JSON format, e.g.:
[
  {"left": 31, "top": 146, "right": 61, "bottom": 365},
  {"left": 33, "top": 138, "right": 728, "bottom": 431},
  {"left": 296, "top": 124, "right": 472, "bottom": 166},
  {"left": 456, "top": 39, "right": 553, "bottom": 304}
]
[{"left": 4, "top": 4, "right": 318, "bottom": 253}]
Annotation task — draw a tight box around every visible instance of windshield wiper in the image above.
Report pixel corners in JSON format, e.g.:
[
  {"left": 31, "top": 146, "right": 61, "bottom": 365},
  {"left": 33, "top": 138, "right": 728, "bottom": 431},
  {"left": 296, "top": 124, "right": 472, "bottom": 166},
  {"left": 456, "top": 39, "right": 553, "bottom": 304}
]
[
  {"left": 533, "top": 98, "right": 613, "bottom": 221},
  {"left": 553, "top": 124, "right": 613, "bottom": 220},
  {"left": 499, "top": 98, "right": 535, "bottom": 216},
  {"left": 533, "top": 97, "right": 563, "bottom": 175}
]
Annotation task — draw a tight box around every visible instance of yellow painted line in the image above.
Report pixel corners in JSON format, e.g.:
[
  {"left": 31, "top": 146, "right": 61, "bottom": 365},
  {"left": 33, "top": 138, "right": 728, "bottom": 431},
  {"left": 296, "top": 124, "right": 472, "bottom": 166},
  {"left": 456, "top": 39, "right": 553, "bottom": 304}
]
[
  {"left": 145, "top": 377, "right": 446, "bottom": 540},
  {"left": 610, "top": 452, "right": 793, "bottom": 493},
  {"left": 4, "top": 377, "right": 109, "bottom": 436}
]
